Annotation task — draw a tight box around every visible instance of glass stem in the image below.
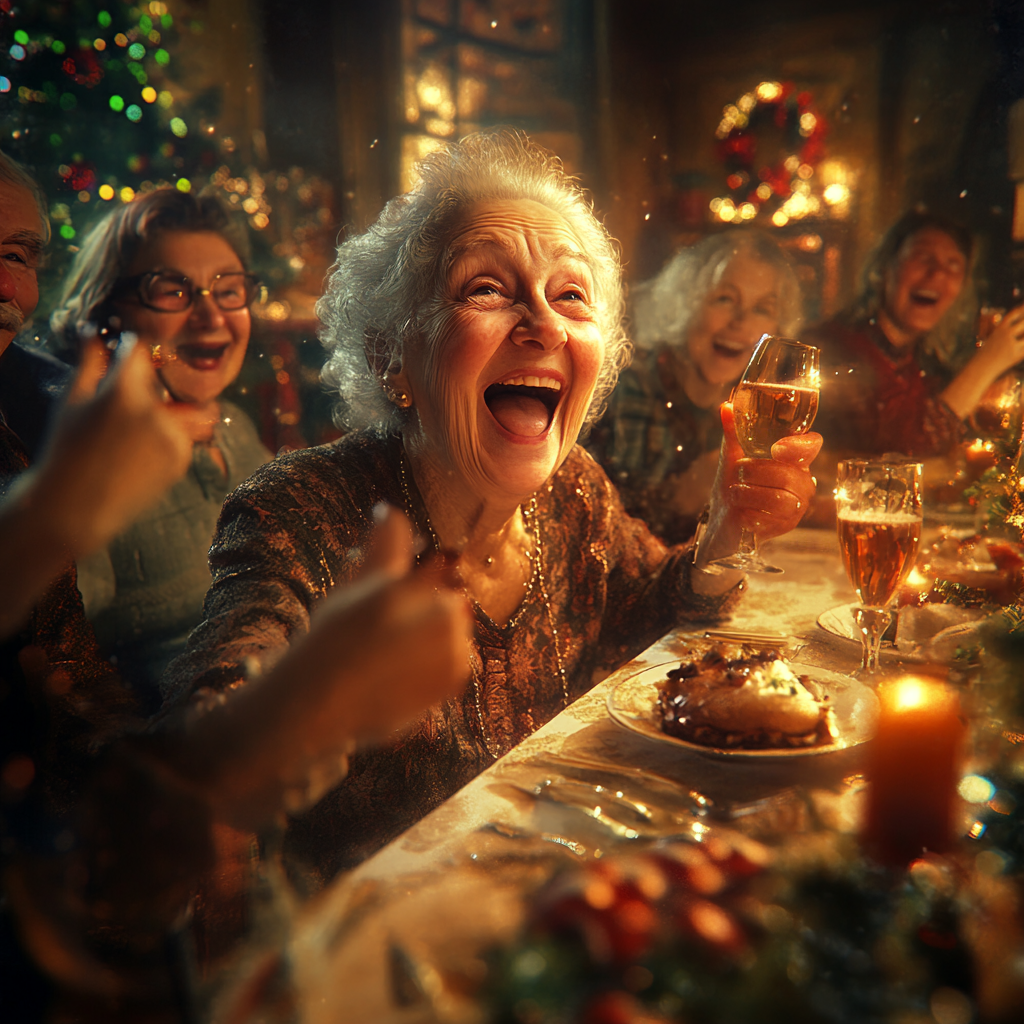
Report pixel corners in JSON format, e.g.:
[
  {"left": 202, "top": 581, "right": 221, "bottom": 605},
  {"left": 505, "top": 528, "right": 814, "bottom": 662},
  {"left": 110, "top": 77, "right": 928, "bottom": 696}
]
[
  {"left": 737, "top": 525, "right": 758, "bottom": 558},
  {"left": 853, "top": 606, "right": 891, "bottom": 675}
]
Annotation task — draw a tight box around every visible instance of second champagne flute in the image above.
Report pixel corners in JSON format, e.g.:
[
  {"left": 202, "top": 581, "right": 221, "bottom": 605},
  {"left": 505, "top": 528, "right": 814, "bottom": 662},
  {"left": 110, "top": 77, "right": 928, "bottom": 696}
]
[
  {"left": 712, "top": 335, "right": 820, "bottom": 575},
  {"left": 835, "top": 458, "right": 923, "bottom": 679}
]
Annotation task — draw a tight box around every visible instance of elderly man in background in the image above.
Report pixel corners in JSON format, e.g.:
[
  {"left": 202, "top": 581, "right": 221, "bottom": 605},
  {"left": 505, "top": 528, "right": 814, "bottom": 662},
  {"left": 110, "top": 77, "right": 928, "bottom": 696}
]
[{"left": 0, "top": 154, "right": 72, "bottom": 462}]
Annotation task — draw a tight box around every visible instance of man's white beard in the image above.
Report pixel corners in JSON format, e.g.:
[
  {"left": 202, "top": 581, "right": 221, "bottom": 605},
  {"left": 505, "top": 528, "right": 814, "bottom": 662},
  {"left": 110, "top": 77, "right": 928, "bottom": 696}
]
[{"left": 0, "top": 303, "right": 25, "bottom": 336}]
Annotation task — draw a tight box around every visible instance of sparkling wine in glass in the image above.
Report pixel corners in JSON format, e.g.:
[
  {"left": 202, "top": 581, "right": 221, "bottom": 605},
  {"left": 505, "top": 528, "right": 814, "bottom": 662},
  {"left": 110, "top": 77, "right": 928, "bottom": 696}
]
[
  {"left": 835, "top": 459, "right": 923, "bottom": 678},
  {"left": 712, "top": 335, "right": 820, "bottom": 575}
]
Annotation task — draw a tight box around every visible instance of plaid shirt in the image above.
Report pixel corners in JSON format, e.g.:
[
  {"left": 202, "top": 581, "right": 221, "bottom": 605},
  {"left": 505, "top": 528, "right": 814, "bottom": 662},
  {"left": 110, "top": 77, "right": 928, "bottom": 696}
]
[{"left": 587, "top": 347, "right": 722, "bottom": 543}]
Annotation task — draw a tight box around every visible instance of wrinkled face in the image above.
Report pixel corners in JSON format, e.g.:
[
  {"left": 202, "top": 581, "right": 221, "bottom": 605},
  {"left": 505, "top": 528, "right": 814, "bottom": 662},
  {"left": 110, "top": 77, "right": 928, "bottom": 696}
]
[
  {"left": 114, "top": 230, "right": 251, "bottom": 405},
  {"left": 685, "top": 253, "right": 781, "bottom": 386},
  {"left": 399, "top": 198, "right": 606, "bottom": 500},
  {"left": 0, "top": 181, "right": 44, "bottom": 359},
  {"left": 883, "top": 228, "right": 967, "bottom": 341}
]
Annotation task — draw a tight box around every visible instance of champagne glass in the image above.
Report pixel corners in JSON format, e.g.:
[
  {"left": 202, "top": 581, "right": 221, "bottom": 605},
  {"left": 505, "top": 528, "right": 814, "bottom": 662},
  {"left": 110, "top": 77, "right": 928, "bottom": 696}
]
[
  {"left": 835, "top": 459, "right": 923, "bottom": 678},
  {"left": 712, "top": 336, "right": 820, "bottom": 575}
]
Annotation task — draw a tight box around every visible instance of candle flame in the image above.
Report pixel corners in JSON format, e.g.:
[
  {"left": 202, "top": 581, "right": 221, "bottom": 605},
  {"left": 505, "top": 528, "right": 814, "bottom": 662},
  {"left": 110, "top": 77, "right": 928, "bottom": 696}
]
[
  {"left": 892, "top": 679, "right": 927, "bottom": 710},
  {"left": 905, "top": 566, "right": 930, "bottom": 587},
  {"left": 883, "top": 675, "right": 958, "bottom": 716}
]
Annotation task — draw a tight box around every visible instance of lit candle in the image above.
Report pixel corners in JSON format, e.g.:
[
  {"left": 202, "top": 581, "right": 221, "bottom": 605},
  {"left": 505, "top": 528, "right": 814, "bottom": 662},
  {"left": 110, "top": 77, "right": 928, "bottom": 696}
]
[
  {"left": 863, "top": 675, "right": 965, "bottom": 866},
  {"left": 964, "top": 438, "right": 997, "bottom": 479},
  {"left": 896, "top": 565, "right": 933, "bottom": 608}
]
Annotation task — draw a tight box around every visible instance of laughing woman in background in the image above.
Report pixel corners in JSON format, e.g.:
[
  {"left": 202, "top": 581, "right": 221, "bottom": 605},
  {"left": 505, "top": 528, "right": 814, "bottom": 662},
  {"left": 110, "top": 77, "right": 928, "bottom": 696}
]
[
  {"left": 49, "top": 189, "right": 271, "bottom": 709},
  {"left": 589, "top": 231, "right": 803, "bottom": 545},
  {"left": 810, "top": 209, "right": 1024, "bottom": 463}
]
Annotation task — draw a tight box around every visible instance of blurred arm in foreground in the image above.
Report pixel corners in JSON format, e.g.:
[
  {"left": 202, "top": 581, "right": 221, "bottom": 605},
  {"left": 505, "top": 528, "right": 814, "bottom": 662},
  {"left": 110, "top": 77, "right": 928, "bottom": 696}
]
[
  {"left": 10, "top": 504, "right": 472, "bottom": 1003},
  {"left": 0, "top": 338, "right": 204, "bottom": 638}
]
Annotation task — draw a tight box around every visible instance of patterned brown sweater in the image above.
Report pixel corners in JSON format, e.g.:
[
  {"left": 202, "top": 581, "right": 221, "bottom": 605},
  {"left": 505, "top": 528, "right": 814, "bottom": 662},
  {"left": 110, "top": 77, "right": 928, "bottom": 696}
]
[{"left": 162, "top": 428, "right": 737, "bottom": 883}]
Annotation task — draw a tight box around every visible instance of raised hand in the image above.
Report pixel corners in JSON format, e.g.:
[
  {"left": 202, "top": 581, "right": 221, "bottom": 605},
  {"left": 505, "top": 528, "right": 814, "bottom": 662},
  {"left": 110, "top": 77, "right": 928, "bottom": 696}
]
[{"left": 698, "top": 401, "right": 821, "bottom": 575}]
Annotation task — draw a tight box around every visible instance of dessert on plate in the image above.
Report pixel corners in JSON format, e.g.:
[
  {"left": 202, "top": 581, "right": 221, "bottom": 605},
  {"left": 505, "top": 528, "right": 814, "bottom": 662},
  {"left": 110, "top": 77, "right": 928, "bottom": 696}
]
[{"left": 657, "top": 648, "right": 838, "bottom": 750}]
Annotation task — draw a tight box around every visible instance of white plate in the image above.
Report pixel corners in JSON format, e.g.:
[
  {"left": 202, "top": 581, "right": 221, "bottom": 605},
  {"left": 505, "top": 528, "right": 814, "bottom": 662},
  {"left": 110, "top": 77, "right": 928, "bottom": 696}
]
[
  {"left": 817, "top": 602, "right": 983, "bottom": 647},
  {"left": 817, "top": 603, "right": 878, "bottom": 645},
  {"left": 606, "top": 661, "right": 878, "bottom": 760}
]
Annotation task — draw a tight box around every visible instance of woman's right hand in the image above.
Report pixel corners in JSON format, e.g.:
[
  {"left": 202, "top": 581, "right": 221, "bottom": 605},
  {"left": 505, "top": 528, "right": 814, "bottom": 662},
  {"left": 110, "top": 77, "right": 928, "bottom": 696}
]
[
  {"left": 697, "top": 402, "right": 820, "bottom": 572},
  {"left": 941, "top": 303, "right": 1024, "bottom": 419},
  {"left": 975, "top": 303, "right": 1024, "bottom": 377}
]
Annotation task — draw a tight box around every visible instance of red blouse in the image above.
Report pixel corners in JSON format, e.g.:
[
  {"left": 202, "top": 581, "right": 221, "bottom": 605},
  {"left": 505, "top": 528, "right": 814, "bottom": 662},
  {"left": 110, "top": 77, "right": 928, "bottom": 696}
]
[{"left": 810, "top": 317, "right": 965, "bottom": 460}]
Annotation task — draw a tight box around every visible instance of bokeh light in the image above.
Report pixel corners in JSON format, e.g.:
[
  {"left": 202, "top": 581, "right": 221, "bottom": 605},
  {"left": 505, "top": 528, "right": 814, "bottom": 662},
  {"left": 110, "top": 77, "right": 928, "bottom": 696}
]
[
  {"left": 142, "top": 87, "right": 157, "bottom": 103},
  {"left": 98, "top": 184, "right": 115, "bottom": 201},
  {"left": 120, "top": 187, "right": 135, "bottom": 203},
  {"left": 958, "top": 775, "right": 996, "bottom": 803},
  {"left": 128, "top": 42, "right": 145, "bottom": 60},
  {"left": 170, "top": 117, "right": 187, "bottom": 138},
  {"left": 109, "top": 94, "right": 125, "bottom": 112},
  {"left": 755, "top": 80, "right": 783, "bottom": 102},
  {"left": 126, "top": 104, "right": 142, "bottom": 122},
  {"left": 175, "top": 178, "right": 191, "bottom": 193}
]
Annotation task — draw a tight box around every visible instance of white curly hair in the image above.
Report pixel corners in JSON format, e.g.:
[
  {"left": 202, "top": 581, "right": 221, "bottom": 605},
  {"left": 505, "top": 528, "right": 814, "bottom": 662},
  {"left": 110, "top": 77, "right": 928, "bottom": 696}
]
[
  {"left": 630, "top": 230, "right": 803, "bottom": 352},
  {"left": 317, "top": 128, "right": 629, "bottom": 429}
]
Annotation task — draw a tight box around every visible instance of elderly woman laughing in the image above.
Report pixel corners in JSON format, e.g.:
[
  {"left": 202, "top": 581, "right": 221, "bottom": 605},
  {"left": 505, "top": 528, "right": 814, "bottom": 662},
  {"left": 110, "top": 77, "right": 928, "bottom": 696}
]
[{"left": 163, "top": 130, "right": 819, "bottom": 885}]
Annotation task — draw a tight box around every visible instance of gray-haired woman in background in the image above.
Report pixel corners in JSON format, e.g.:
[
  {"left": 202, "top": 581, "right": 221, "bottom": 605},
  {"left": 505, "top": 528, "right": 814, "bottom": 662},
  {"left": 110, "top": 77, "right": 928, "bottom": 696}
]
[{"left": 590, "top": 231, "right": 803, "bottom": 545}]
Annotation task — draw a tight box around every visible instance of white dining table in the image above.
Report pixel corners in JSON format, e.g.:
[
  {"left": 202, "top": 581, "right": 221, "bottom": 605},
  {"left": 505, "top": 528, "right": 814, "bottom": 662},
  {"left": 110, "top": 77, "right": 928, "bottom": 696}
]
[{"left": 217, "top": 528, "right": 915, "bottom": 1024}]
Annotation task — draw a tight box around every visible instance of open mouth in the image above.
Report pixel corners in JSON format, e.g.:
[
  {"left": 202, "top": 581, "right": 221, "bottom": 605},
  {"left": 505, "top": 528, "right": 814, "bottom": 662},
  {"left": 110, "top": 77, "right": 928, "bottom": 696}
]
[
  {"left": 712, "top": 341, "right": 748, "bottom": 359},
  {"left": 484, "top": 374, "right": 563, "bottom": 438},
  {"left": 176, "top": 343, "right": 231, "bottom": 370},
  {"left": 910, "top": 289, "right": 940, "bottom": 308}
]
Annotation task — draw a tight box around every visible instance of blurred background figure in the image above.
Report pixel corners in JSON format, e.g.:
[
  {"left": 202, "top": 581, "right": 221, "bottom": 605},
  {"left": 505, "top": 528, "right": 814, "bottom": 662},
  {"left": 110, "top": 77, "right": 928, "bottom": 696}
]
[
  {"left": 589, "top": 231, "right": 803, "bottom": 544},
  {"left": 0, "top": 152, "right": 69, "bottom": 468},
  {"left": 49, "top": 190, "right": 271, "bottom": 709},
  {"left": 811, "top": 210, "right": 1024, "bottom": 465}
]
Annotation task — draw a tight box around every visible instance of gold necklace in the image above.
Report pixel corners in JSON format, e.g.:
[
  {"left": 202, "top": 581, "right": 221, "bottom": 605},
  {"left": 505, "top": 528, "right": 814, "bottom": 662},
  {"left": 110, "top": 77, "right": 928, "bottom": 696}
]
[{"left": 396, "top": 450, "right": 570, "bottom": 759}]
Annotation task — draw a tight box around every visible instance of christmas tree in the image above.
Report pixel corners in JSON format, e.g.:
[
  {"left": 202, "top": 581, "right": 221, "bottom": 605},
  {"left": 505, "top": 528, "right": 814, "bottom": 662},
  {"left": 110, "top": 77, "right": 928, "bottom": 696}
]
[
  {"left": 1, "top": 0, "right": 340, "bottom": 447},
  {"left": 1, "top": 1, "right": 332, "bottom": 312}
]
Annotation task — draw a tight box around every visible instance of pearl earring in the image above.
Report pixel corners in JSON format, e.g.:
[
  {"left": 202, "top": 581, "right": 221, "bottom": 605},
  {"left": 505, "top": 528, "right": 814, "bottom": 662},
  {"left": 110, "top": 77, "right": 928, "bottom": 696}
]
[{"left": 385, "top": 385, "right": 412, "bottom": 409}]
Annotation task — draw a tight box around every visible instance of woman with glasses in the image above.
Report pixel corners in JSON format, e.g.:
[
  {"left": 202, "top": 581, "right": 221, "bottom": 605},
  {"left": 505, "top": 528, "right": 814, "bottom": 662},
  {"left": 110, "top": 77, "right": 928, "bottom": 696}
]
[{"left": 49, "top": 189, "right": 271, "bottom": 708}]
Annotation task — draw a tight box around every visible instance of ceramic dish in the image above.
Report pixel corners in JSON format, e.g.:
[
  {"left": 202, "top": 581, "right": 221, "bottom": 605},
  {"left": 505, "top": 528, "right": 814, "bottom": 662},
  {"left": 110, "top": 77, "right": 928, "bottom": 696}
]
[{"left": 606, "top": 661, "right": 878, "bottom": 760}]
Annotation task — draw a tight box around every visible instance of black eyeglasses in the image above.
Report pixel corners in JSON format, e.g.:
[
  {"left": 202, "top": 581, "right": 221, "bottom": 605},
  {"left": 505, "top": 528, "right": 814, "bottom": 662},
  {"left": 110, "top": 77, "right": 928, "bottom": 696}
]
[{"left": 116, "top": 271, "right": 261, "bottom": 313}]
